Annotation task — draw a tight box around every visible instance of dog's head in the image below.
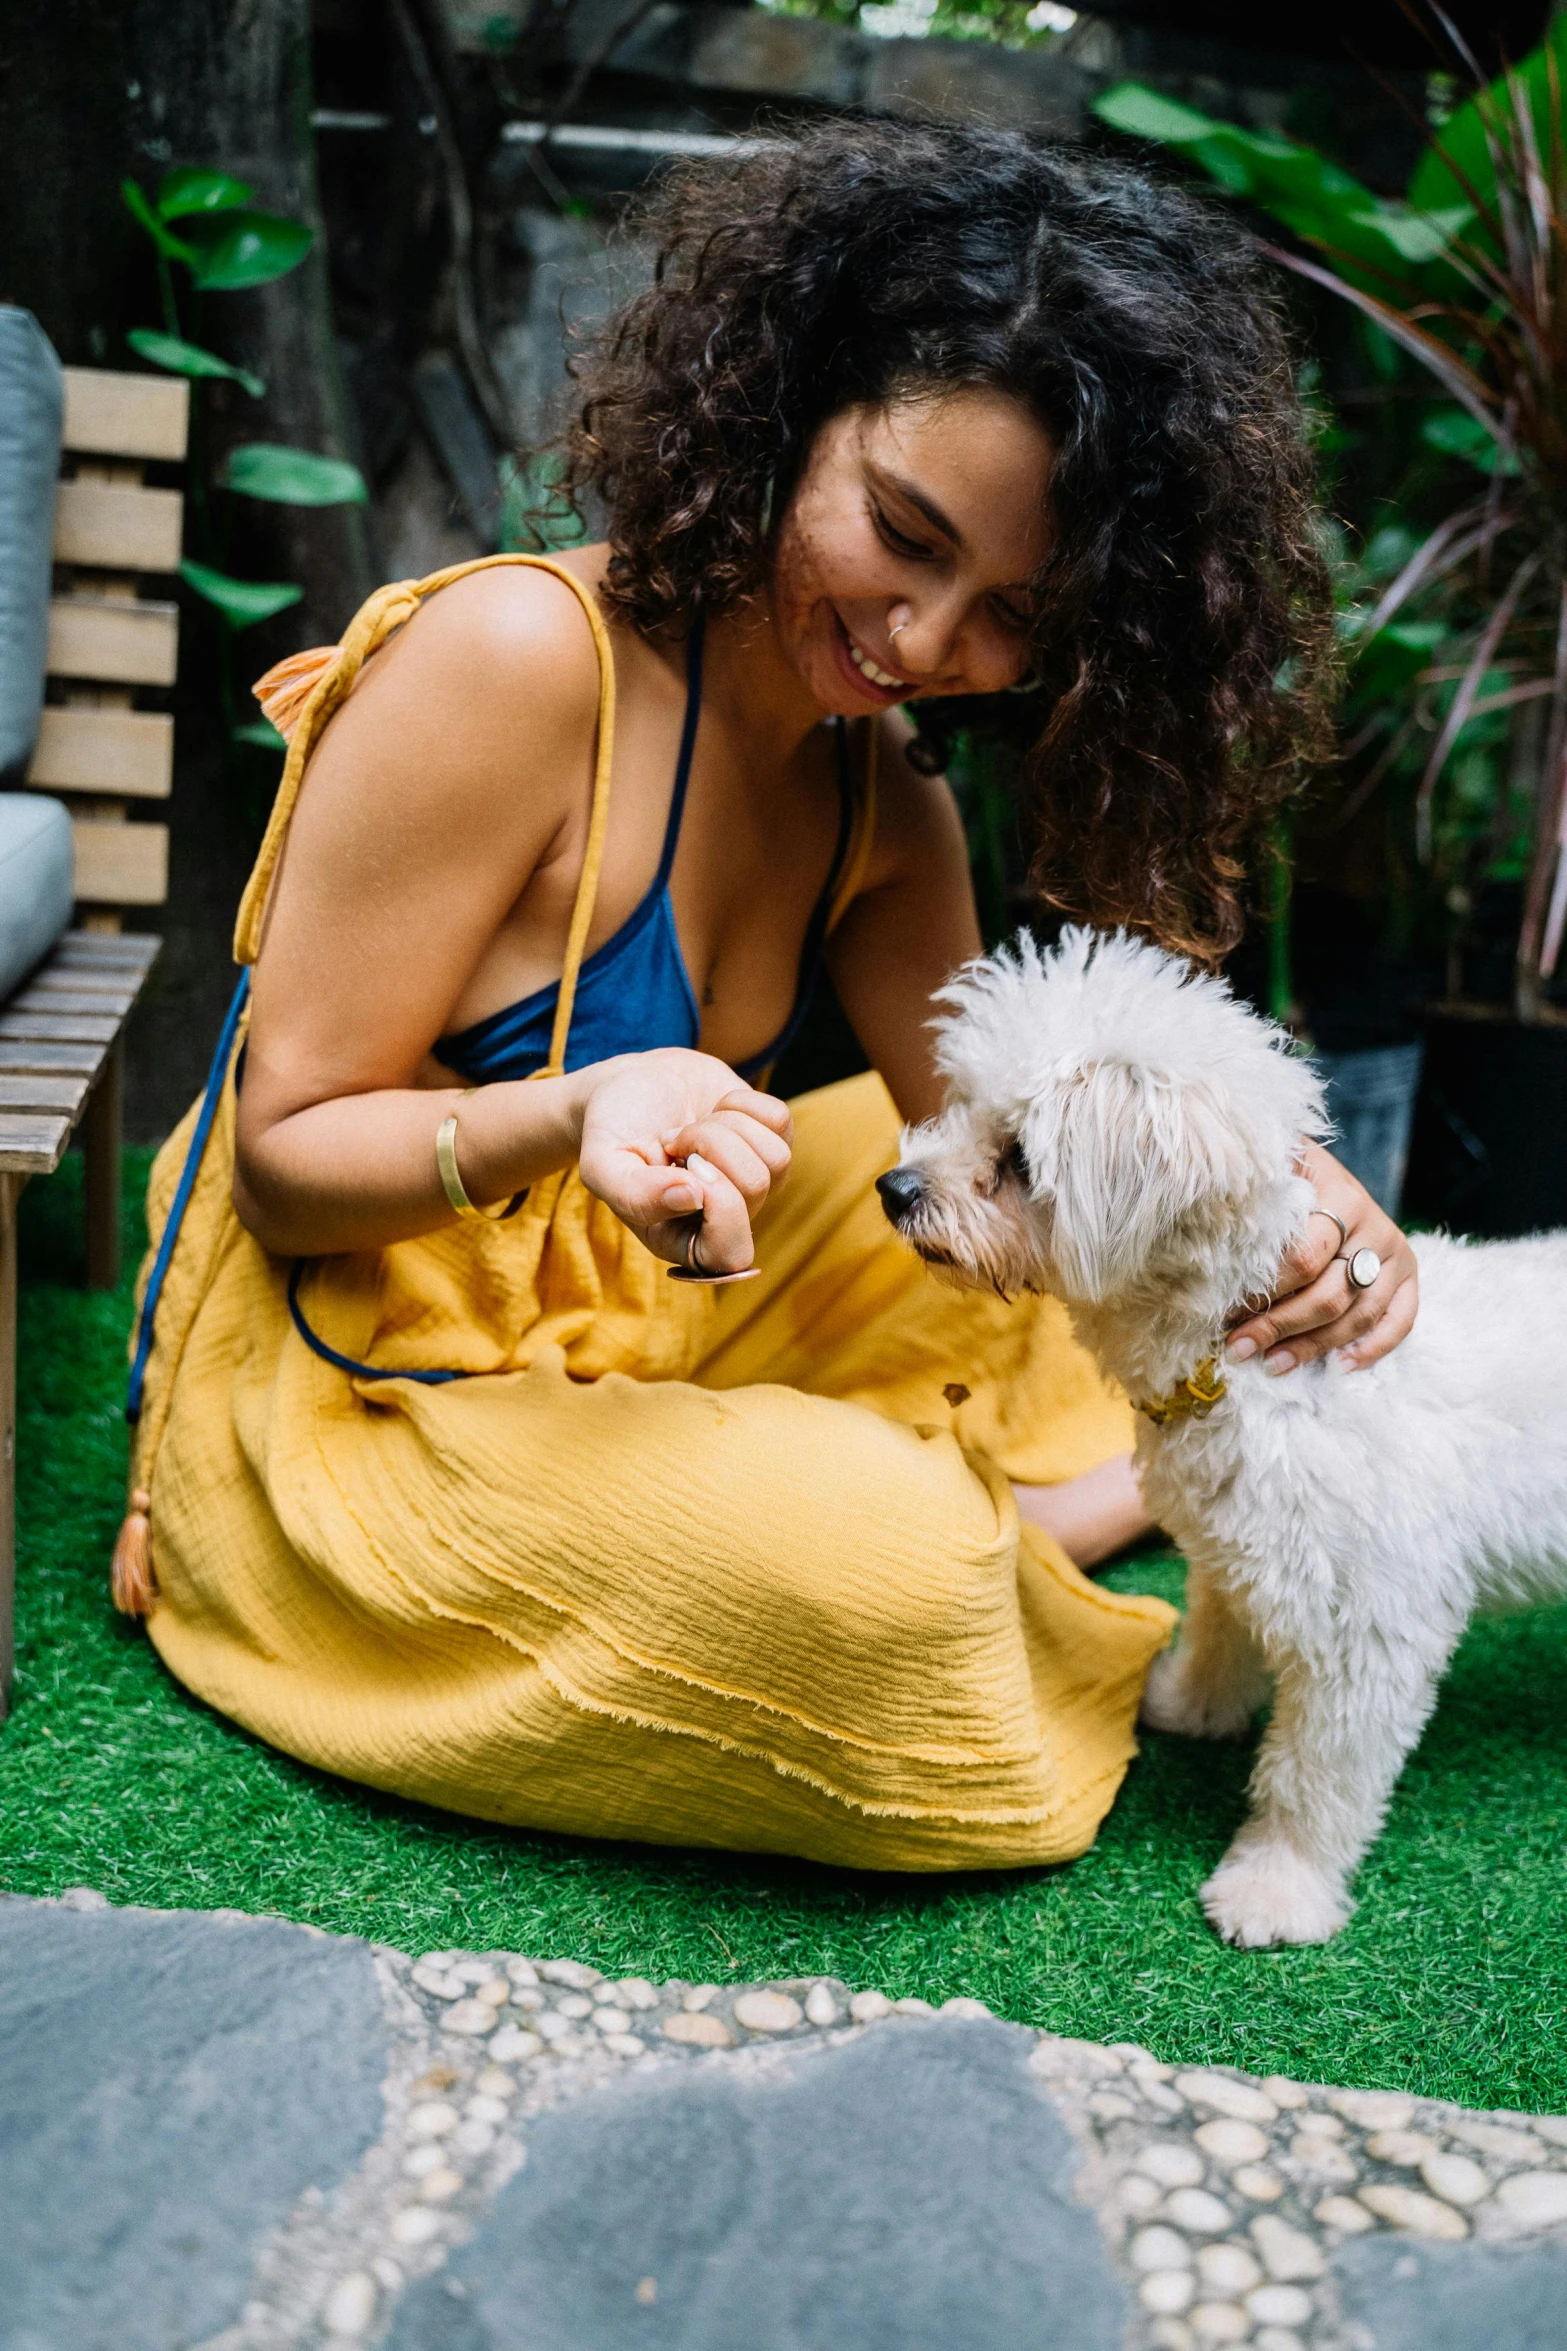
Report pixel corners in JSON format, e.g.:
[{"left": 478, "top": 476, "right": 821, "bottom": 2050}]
[{"left": 877, "top": 928, "right": 1327, "bottom": 1306}]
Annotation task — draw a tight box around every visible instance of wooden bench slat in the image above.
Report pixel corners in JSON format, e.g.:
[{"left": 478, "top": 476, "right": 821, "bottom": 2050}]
[
  {"left": 0, "top": 1040, "right": 108, "bottom": 1075},
  {"left": 28, "top": 707, "right": 174, "bottom": 800},
  {"left": 0, "top": 1075, "right": 91, "bottom": 1118},
  {"left": 24, "top": 968, "right": 143, "bottom": 994},
  {"left": 58, "top": 929, "right": 161, "bottom": 969},
  {"left": 47, "top": 597, "right": 179, "bottom": 688},
  {"left": 0, "top": 1112, "right": 73, "bottom": 1175},
  {"left": 14, "top": 986, "right": 138, "bottom": 1019},
  {"left": 0, "top": 1010, "right": 121, "bottom": 1044},
  {"left": 72, "top": 818, "right": 169, "bottom": 907},
  {"left": 52, "top": 951, "right": 159, "bottom": 983},
  {"left": 54, "top": 479, "right": 185, "bottom": 574},
  {"left": 24, "top": 980, "right": 142, "bottom": 1012},
  {"left": 62, "top": 368, "right": 190, "bottom": 463}
]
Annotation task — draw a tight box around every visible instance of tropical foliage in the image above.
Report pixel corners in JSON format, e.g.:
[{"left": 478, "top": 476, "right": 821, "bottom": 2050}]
[
  {"left": 1097, "top": 25, "right": 1567, "bottom": 1020},
  {"left": 121, "top": 165, "right": 367, "bottom": 756}
]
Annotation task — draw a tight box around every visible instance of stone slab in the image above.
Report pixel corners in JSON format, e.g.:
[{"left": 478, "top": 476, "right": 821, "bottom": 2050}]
[
  {"left": 1336, "top": 2238, "right": 1567, "bottom": 2351},
  {"left": 5, "top": 1893, "right": 1567, "bottom": 2349},
  {"left": 384, "top": 2017, "right": 1124, "bottom": 2351},
  {"left": 0, "top": 1896, "right": 387, "bottom": 2351}
]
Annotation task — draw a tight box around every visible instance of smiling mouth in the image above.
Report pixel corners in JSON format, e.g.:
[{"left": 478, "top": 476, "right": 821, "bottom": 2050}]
[{"left": 833, "top": 613, "right": 912, "bottom": 698}]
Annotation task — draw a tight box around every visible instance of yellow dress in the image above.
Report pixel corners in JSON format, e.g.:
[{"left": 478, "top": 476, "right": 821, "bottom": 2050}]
[{"left": 126, "top": 557, "right": 1174, "bottom": 1872}]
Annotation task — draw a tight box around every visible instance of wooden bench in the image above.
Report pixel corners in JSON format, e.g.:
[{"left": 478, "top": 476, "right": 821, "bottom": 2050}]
[
  {"left": 25, "top": 365, "right": 187, "bottom": 915},
  {"left": 0, "top": 361, "right": 184, "bottom": 1714},
  {"left": 0, "top": 927, "right": 160, "bottom": 1714}
]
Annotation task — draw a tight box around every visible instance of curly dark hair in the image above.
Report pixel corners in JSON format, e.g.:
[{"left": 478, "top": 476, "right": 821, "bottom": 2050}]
[{"left": 551, "top": 118, "right": 1336, "bottom": 961}]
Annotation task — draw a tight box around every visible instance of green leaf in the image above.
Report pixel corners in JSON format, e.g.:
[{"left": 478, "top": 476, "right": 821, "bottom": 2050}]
[
  {"left": 178, "top": 209, "right": 314, "bottom": 291},
  {"left": 126, "top": 328, "right": 265, "bottom": 399},
  {"left": 1092, "top": 84, "right": 1219, "bottom": 146},
  {"left": 1093, "top": 82, "right": 1372, "bottom": 221},
  {"left": 232, "top": 719, "right": 289, "bottom": 752},
  {"left": 1093, "top": 81, "right": 1468, "bottom": 298},
  {"left": 156, "top": 166, "right": 255, "bottom": 220},
  {"left": 1420, "top": 406, "right": 1522, "bottom": 476},
  {"left": 120, "top": 179, "right": 199, "bottom": 265},
  {"left": 1346, "top": 204, "right": 1474, "bottom": 267},
  {"left": 1346, "top": 615, "right": 1446, "bottom": 705},
  {"left": 1410, "top": 22, "right": 1567, "bottom": 216},
  {"left": 221, "top": 443, "right": 368, "bottom": 506},
  {"left": 180, "top": 558, "right": 305, "bottom": 628}
]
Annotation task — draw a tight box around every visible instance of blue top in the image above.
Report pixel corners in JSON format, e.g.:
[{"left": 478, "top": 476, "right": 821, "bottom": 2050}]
[{"left": 437, "top": 611, "right": 855, "bottom": 1087}]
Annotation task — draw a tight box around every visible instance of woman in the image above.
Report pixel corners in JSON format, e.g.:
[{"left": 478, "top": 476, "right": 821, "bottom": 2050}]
[{"left": 121, "top": 123, "right": 1416, "bottom": 1871}]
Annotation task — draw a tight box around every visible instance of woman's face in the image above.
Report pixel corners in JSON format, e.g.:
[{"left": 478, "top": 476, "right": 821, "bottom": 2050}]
[{"left": 770, "top": 387, "right": 1053, "bottom": 718}]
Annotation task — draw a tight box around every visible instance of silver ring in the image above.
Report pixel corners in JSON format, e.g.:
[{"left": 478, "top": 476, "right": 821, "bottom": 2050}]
[
  {"left": 888, "top": 621, "right": 907, "bottom": 642},
  {"left": 1309, "top": 1206, "right": 1348, "bottom": 1251},
  {"left": 1339, "top": 1246, "right": 1382, "bottom": 1291}
]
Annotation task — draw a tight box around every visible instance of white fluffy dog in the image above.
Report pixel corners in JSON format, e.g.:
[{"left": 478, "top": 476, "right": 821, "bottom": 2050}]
[{"left": 877, "top": 926, "right": 1567, "bottom": 1947}]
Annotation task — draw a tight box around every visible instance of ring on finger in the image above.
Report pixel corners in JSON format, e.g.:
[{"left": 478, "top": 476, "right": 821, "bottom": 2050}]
[
  {"left": 1308, "top": 1205, "right": 1348, "bottom": 1251},
  {"left": 1338, "top": 1244, "right": 1382, "bottom": 1291}
]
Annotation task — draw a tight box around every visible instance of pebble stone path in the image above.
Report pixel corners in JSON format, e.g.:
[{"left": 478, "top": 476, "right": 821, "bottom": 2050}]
[{"left": 4, "top": 1889, "right": 1567, "bottom": 2349}]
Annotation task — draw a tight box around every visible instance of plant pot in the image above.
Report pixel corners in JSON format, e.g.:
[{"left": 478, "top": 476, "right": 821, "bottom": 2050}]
[
  {"left": 1311, "top": 1041, "right": 1425, "bottom": 1217},
  {"left": 1404, "top": 1006, "right": 1567, "bottom": 1237}
]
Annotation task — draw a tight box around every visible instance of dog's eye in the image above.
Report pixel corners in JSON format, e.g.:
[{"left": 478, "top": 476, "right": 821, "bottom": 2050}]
[{"left": 998, "top": 1138, "right": 1030, "bottom": 1188}]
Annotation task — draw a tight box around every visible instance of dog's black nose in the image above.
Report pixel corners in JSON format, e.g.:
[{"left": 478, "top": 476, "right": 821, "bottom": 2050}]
[{"left": 876, "top": 1166, "right": 926, "bottom": 1223}]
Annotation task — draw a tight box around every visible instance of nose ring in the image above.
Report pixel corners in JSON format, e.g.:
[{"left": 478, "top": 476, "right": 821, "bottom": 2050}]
[{"left": 889, "top": 621, "right": 908, "bottom": 642}]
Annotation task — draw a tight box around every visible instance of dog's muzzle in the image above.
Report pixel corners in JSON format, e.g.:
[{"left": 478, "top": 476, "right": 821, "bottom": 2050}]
[{"left": 876, "top": 1166, "right": 926, "bottom": 1226}]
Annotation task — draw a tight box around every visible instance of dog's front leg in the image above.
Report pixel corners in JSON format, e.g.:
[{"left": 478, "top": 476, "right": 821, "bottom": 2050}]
[
  {"left": 1140, "top": 1563, "right": 1269, "bottom": 1740},
  {"left": 1202, "top": 1640, "right": 1452, "bottom": 1949}
]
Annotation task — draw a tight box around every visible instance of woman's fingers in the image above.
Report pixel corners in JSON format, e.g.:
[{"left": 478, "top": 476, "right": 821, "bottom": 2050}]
[
  {"left": 1227, "top": 1252, "right": 1413, "bottom": 1374},
  {"left": 587, "top": 1145, "right": 702, "bottom": 1232},
  {"left": 663, "top": 1105, "right": 792, "bottom": 1175},
  {"left": 677, "top": 1152, "right": 754, "bottom": 1272},
  {"left": 1335, "top": 1262, "right": 1419, "bottom": 1368},
  {"left": 662, "top": 1117, "right": 786, "bottom": 1207},
  {"left": 1226, "top": 1145, "right": 1421, "bottom": 1376},
  {"left": 718, "top": 1084, "right": 793, "bottom": 1140},
  {"left": 1269, "top": 1206, "right": 1344, "bottom": 1300}
]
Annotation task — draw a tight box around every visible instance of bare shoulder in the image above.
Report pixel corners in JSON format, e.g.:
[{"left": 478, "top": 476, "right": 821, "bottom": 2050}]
[
  {"left": 285, "top": 556, "right": 609, "bottom": 866},
  {"left": 865, "top": 707, "right": 968, "bottom": 884},
  {"left": 347, "top": 557, "right": 606, "bottom": 748}
]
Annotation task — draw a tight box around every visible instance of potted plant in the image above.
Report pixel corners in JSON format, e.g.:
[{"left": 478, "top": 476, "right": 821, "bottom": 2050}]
[{"left": 1096, "top": 31, "right": 1567, "bottom": 1233}]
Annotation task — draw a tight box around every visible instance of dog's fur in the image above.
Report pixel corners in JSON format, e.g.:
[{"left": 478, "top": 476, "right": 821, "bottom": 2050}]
[{"left": 882, "top": 926, "right": 1567, "bottom": 1946}]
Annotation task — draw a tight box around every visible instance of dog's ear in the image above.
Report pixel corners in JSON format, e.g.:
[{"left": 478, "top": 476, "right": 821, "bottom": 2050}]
[{"left": 1023, "top": 1058, "right": 1262, "bottom": 1301}]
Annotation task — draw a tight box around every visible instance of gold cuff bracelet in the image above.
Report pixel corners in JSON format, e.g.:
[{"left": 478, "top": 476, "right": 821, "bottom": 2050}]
[{"left": 435, "top": 1109, "right": 515, "bottom": 1222}]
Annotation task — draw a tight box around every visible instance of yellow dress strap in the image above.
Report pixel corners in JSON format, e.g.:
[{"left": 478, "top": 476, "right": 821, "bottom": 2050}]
[
  {"left": 233, "top": 557, "right": 617, "bottom": 1085},
  {"left": 825, "top": 717, "right": 878, "bottom": 937}
]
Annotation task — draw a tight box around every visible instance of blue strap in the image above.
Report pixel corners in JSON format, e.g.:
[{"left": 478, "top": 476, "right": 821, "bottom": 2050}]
[
  {"left": 655, "top": 607, "right": 705, "bottom": 890},
  {"left": 126, "top": 968, "right": 252, "bottom": 1425},
  {"left": 285, "top": 1259, "right": 467, "bottom": 1386}
]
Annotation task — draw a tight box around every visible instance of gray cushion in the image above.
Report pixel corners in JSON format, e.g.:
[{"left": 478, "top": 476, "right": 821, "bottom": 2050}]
[
  {"left": 0, "top": 793, "right": 72, "bottom": 999},
  {"left": 0, "top": 307, "right": 63, "bottom": 782}
]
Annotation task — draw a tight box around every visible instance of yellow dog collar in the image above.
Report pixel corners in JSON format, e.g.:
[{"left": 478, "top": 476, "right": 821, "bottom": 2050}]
[{"left": 1135, "top": 1356, "right": 1228, "bottom": 1428}]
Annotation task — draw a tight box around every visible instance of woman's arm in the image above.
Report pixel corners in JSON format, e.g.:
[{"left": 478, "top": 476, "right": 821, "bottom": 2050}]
[{"left": 234, "top": 569, "right": 789, "bottom": 1267}]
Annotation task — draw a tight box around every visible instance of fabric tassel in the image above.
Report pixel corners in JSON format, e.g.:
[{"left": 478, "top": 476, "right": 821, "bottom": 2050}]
[
  {"left": 252, "top": 645, "right": 339, "bottom": 743},
  {"left": 110, "top": 1488, "right": 157, "bottom": 1618}
]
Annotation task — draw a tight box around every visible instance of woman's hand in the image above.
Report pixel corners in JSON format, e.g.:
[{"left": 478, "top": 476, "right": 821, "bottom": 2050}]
[
  {"left": 1225, "top": 1142, "right": 1419, "bottom": 1376},
  {"left": 575, "top": 1049, "right": 793, "bottom": 1272}
]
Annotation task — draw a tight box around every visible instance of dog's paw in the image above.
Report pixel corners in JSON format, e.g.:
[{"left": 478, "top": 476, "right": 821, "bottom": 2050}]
[
  {"left": 1201, "top": 1842, "right": 1352, "bottom": 1949},
  {"left": 1140, "top": 1648, "right": 1259, "bottom": 1742}
]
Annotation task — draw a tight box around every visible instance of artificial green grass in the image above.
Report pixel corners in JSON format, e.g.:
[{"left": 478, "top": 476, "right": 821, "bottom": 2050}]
[{"left": 4, "top": 1149, "right": 1565, "bottom": 2114}]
